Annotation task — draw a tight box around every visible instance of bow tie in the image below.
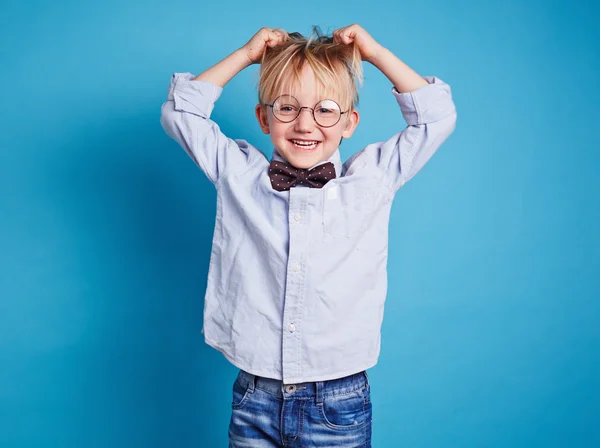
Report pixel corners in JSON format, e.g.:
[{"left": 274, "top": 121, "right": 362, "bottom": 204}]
[{"left": 268, "top": 160, "right": 336, "bottom": 192}]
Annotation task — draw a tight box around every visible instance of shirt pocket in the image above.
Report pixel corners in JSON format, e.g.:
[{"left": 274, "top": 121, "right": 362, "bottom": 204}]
[{"left": 322, "top": 181, "right": 382, "bottom": 238}]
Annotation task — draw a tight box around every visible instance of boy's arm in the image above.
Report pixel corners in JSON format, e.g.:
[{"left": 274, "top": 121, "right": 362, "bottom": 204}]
[
  {"left": 367, "top": 46, "right": 429, "bottom": 94},
  {"left": 160, "top": 73, "right": 243, "bottom": 185},
  {"left": 160, "top": 28, "right": 289, "bottom": 185},
  {"left": 194, "top": 27, "right": 288, "bottom": 86},
  {"left": 192, "top": 49, "right": 252, "bottom": 86},
  {"left": 333, "top": 24, "right": 428, "bottom": 94},
  {"left": 335, "top": 25, "right": 457, "bottom": 192},
  {"left": 350, "top": 77, "right": 457, "bottom": 192}
]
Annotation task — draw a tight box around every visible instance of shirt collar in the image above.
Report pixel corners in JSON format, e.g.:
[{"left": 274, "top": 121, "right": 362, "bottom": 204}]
[{"left": 270, "top": 148, "right": 342, "bottom": 177}]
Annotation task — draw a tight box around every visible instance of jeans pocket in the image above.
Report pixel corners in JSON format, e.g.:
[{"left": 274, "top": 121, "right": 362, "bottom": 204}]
[
  {"left": 363, "top": 371, "right": 371, "bottom": 402},
  {"left": 231, "top": 374, "right": 252, "bottom": 410},
  {"left": 317, "top": 389, "right": 369, "bottom": 430}
]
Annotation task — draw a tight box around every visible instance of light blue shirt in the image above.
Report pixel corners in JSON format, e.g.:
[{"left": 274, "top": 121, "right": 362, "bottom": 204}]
[{"left": 160, "top": 72, "right": 457, "bottom": 383}]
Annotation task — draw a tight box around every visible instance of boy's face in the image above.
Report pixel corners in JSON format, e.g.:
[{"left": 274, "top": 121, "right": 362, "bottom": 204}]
[{"left": 255, "top": 64, "right": 360, "bottom": 169}]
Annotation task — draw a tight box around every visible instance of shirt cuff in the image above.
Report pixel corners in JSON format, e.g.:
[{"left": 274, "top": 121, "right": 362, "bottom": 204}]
[
  {"left": 392, "top": 76, "right": 456, "bottom": 126},
  {"left": 167, "top": 72, "right": 223, "bottom": 118}
]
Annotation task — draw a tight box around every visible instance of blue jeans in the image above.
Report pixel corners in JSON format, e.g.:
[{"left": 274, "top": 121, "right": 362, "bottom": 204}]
[{"left": 228, "top": 369, "right": 372, "bottom": 447}]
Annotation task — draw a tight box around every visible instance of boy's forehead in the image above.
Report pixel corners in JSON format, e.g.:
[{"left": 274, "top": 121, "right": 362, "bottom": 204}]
[{"left": 277, "top": 68, "right": 344, "bottom": 104}]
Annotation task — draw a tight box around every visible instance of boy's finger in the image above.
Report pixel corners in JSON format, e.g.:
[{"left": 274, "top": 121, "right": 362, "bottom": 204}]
[
  {"left": 265, "top": 31, "right": 276, "bottom": 44},
  {"left": 333, "top": 30, "right": 342, "bottom": 44},
  {"left": 271, "top": 31, "right": 287, "bottom": 46},
  {"left": 267, "top": 34, "right": 284, "bottom": 47},
  {"left": 345, "top": 29, "right": 358, "bottom": 44}
]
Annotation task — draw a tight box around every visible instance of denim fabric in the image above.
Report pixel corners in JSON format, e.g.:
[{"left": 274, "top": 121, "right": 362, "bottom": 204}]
[{"left": 228, "top": 369, "right": 372, "bottom": 447}]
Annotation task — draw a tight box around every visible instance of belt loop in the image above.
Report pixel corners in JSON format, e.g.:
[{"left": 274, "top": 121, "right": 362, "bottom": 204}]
[
  {"left": 363, "top": 371, "right": 370, "bottom": 391},
  {"left": 248, "top": 373, "right": 256, "bottom": 393},
  {"left": 315, "top": 381, "right": 325, "bottom": 405}
]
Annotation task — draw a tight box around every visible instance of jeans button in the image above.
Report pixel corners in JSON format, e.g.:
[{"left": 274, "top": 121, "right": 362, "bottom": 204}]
[{"left": 285, "top": 384, "right": 297, "bottom": 393}]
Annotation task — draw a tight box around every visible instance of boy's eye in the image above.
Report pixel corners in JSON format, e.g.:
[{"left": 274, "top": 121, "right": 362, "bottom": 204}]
[
  {"left": 279, "top": 105, "right": 298, "bottom": 113},
  {"left": 317, "top": 108, "right": 335, "bottom": 114}
]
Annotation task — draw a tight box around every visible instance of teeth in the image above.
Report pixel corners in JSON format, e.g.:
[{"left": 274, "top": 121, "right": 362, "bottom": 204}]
[{"left": 291, "top": 140, "right": 319, "bottom": 149}]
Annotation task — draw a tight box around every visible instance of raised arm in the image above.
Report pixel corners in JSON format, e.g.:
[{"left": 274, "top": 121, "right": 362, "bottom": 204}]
[
  {"left": 335, "top": 24, "right": 457, "bottom": 192},
  {"left": 333, "top": 24, "right": 428, "bottom": 93},
  {"left": 194, "top": 27, "right": 289, "bottom": 86},
  {"left": 160, "top": 28, "right": 289, "bottom": 185}
]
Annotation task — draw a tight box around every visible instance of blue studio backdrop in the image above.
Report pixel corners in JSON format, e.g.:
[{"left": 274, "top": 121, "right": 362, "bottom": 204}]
[{"left": 1, "top": 0, "right": 599, "bottom": 447}]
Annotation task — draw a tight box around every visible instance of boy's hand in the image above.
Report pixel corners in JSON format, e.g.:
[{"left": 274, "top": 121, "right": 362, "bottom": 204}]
[
  {"left": 332, "top": 24, "right": 382, "bottom": 64},
  {"left": 241, "top": 27, "right": 289, "bottom": 65},
  {"left": 334, "top": 24, "right": 428, "bottom": 93}
]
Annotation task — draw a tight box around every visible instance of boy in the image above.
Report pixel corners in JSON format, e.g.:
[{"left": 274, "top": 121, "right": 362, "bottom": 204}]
[{"left": 161, "top": 24, "right": 456, "bottom": 447}]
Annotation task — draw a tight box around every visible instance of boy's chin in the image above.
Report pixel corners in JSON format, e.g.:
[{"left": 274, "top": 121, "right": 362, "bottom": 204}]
[
  {"left": 290, "top": 158, "right": 321, "bottom": 170},
  {"left": 280, "top": 148, "right": 332, "bottom": 169}
]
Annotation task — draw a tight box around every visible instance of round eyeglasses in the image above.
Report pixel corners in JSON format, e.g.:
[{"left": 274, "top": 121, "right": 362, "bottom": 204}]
[{"left": 265, "top": 95, "right": 348, "bottom": 128}]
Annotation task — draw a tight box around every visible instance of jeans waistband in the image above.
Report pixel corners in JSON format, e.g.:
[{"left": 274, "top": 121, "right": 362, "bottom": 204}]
[{"left": 236, "top": 369, "right": 369, "bottom": 401}]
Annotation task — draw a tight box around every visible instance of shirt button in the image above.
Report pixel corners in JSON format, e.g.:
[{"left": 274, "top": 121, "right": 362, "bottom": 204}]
[
  {"left": 291, "top": 263, "right": 300, "bottom": 272},
  {"left": 288, "top": 323, "right": 296, "bottom": 332},
  {"left": 294, "top": 214, "right": 302, "bottom": 222}
]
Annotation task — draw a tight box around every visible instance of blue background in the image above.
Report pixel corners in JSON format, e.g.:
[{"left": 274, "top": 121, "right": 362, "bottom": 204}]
[{"left": 1, "top": 0, "right": 599, "bottom": 446}]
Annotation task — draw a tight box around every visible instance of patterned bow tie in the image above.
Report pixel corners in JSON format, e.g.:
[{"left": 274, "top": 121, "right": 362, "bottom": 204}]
[{"left": 268, "top": 160, "right": 336, "bottom": 192}]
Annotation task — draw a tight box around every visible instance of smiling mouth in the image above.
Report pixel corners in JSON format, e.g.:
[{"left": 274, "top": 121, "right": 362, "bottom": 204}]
[{"left": 290, "top": 139, "right": 321, "bottom": 150}]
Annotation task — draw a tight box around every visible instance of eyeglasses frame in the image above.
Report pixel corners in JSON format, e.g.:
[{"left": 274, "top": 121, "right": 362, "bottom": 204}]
[{"left": 264, "top": 95, "right": 349, "bottom": 128}]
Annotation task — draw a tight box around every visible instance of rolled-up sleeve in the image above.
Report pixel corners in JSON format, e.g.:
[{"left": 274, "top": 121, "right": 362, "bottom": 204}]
[
  {"left": 160, "top": 72, "right": 258, "bottom": 185},
  {"left": 353, "top": 76, "right": 457, "bottom": 192}
]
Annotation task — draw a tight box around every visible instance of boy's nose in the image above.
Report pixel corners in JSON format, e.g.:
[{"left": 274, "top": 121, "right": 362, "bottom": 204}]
[{"left": 294, "top": 109, "right": 316, "bottom": 132}]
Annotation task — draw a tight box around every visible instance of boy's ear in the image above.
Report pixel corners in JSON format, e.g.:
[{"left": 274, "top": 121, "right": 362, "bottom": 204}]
[
  {"left": 255, "top": 104, "right": 270, "bottom": 134},
  {"left": 341, "top": 109, "right": 360, "bottom": 139}
]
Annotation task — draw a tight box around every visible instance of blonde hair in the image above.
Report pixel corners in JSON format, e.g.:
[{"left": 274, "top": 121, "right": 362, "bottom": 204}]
[{"left": 258, "top": 27, "right": 363, "bottom": 112}]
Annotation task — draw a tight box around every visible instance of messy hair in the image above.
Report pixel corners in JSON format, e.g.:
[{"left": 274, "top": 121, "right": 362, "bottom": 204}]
[{"left": 258, "top": 27, "right": 363, "bottom": 112}]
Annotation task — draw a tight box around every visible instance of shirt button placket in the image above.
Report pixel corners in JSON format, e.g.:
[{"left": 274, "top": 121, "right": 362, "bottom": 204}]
[{"left": 282, "top": 187, "right": 308, "bottom": 383}]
